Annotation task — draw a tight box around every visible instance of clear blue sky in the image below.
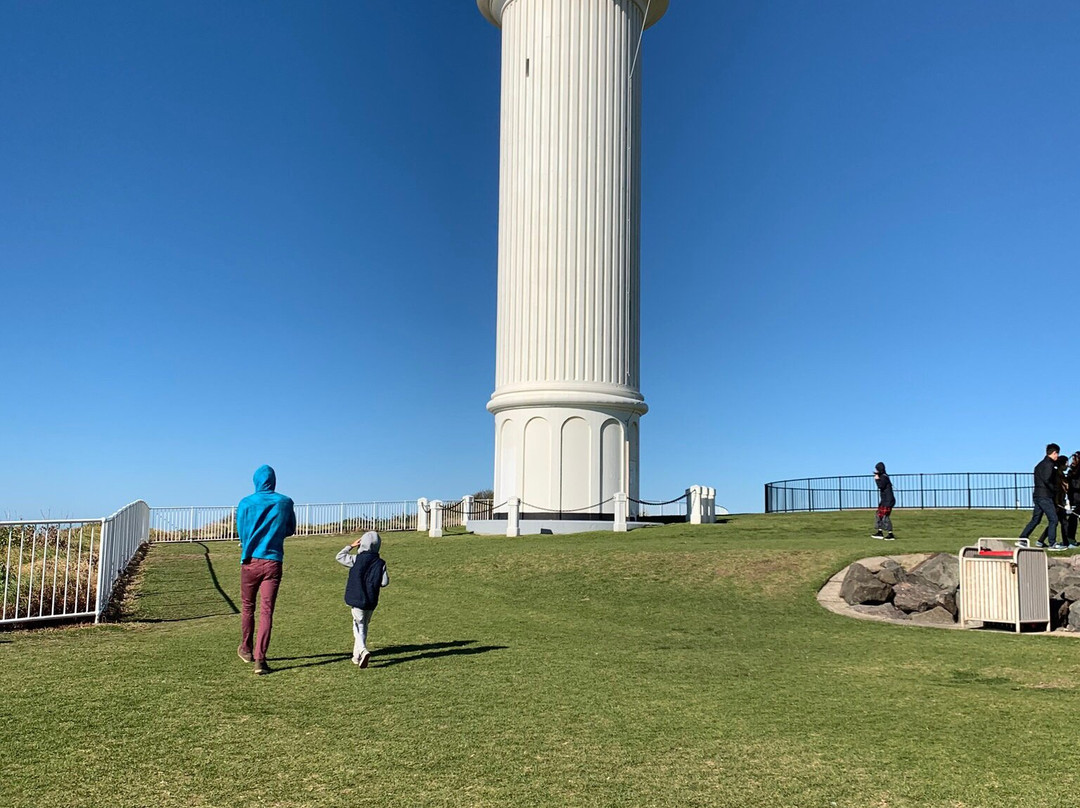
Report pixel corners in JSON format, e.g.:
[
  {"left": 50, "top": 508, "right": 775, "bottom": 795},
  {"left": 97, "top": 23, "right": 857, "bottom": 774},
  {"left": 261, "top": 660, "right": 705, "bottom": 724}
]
[{"left": 2, "top": 1, "right": 1077, "bottom": 518}]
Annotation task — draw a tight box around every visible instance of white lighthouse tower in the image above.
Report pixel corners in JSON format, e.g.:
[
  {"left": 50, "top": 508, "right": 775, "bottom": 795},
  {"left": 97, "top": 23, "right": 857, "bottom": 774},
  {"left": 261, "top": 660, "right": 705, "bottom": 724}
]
[{"left": 478, "top": 0, "right": 668, "bottom": 518}]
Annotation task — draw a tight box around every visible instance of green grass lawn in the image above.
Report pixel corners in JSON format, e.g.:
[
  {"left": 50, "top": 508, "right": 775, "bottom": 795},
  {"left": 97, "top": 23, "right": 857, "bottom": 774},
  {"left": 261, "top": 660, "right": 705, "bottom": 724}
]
[{"left": 3, "top": 510, "right": 1079, "bottom": 808}]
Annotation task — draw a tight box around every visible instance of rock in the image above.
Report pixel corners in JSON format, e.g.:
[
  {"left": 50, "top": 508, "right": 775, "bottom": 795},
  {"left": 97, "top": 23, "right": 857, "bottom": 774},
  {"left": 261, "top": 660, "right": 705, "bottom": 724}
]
[
  {"left": 1069, "top": 604, "right": 1080, "bottom": 632},
  {"left": 841, "top": 563, "right": 893, "bottom": 605},
  {"left": 1047, "top": 566, "right": 1080, "bottom": 599},
  {"left": 857, "top": 558, "right": 887, "bottom": 574},
  {"left": 893, "top": 581, "right": 942, "bottom": 613},
  {"left": 1054, "top": 599, "right": 1071, "bottom": 630},
  {"left": 875, "top": 559, "right": 907, "bottom": 586},
  {"left": 908, "top": 553, "right": 959, "bottom": 590},
  {"left": 909, "top": 606, "right": 956, "bottom": 626},
  {"left": 1061, "top": 585, "right": 1080, "bottom": 603},
  {"left": 852, "top": 603, "right": 909, "bottom": 621},
  {"left": 936, "top": 586, "right": 959, "bottom": 617}
]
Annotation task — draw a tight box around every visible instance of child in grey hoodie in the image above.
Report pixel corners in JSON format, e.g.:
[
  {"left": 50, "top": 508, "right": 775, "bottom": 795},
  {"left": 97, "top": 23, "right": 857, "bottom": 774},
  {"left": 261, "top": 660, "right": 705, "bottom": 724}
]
[{"left": 335, "top": 531, "right": 390, "bottom": 668}]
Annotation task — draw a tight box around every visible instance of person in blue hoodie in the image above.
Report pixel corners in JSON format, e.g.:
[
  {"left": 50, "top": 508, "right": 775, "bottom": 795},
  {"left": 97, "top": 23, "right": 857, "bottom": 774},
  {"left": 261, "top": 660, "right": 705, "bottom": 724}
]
[
  {"left": 236, "top": 465, "right": 296, "bottom": 675},
  {"left": 336, "top": 530, "right": 389, "bottom": 669}
]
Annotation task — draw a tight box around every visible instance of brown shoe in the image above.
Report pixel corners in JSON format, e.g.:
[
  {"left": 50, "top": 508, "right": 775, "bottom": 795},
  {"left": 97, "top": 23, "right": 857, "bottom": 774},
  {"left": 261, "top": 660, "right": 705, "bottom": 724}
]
[
  {"left": 253, "top": 660, "right": 270, "bottom": 675},
  {"left": 238, "top": 646, "right": 254, "bottom": 664}
]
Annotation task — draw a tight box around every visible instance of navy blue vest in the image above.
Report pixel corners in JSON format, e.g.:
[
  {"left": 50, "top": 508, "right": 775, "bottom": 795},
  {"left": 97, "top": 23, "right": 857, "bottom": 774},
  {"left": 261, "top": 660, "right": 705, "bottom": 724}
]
[{"left": 345, "top": 552, "right": 385, "bottom": 610}]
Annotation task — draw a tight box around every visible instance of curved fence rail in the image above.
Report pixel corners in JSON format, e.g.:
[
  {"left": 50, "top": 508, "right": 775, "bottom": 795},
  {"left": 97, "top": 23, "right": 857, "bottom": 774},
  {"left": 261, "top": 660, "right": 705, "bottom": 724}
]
[{"left": 765, "top": 472, "right": 1036, "bottom": 513}]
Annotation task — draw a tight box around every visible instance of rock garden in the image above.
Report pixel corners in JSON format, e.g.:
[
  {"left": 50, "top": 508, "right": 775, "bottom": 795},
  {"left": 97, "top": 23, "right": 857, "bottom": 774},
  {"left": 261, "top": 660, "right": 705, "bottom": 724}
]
[{"left": 822, "top": 551, "right": 1080, "bottom": 632}]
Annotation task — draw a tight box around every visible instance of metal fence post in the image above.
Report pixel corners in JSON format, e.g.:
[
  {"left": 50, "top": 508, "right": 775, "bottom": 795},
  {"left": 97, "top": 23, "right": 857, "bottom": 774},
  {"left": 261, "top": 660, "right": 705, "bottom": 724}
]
[
  {"left": 807, "top": 478, "right": 813, "bottom": 512},
  {"left": 94, "top": 518, "right": 109, "bottom": 623},
  {"left": 920, "top": 473, "right": 924, "bottom": 509},
  {"left": 967, "top": 473, "right": 971, "bottom": 509},
  {"left": 339, "top": 503, "right": 345, "bottom": 535},
  {"left": 837, "top": 477, "right": 843, "bottom": 511}
]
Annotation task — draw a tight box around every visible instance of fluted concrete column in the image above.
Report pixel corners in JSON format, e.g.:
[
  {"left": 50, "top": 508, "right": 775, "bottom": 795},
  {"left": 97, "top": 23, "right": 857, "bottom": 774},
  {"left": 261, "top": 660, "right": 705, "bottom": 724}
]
[{"left": 479, "top": 0, "right": 668, "bottom": 515}]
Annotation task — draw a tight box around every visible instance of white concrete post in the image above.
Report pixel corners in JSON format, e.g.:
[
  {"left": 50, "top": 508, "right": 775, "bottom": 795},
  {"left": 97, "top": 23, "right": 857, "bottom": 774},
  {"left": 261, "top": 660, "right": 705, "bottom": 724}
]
[
  {"left": 506, "top": 496, "right": 520, "bottom": 538},
  {"left": 613, "top": 492, "right": 628, "bottom": 533},
  {"left": 462, "top": 495, "right": 474, "bottom": 529},
  {"left": 429, "top": 500, "right": 444, "bottom": 538},
  {"left": 689, "top": 485, "right": 704, "bottom": 525},
  {"left": 417, "top": 498, "right": 428, "bottom": 533},
  {"left": 705, "top": 487, "right": 717, "bottom": 524}
]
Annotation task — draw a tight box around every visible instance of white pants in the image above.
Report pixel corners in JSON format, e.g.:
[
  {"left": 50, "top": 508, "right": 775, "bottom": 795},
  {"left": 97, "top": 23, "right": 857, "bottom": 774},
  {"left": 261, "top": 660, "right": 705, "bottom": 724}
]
[{"left": 351, "top": 607, "right": 373, "bottom": 658}]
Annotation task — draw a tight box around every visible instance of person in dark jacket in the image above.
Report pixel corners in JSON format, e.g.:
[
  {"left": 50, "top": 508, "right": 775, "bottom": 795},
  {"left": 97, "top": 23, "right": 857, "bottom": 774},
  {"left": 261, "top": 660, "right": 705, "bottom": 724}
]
[
  {"left": 336, "top": 531, "right": 390, "bottom": 669},
  {"left": 236, "top": 464, "right": 296, "bottom": 675},
  {"left": 871, "top": 462, "right": 896, "bottom": 540},
  {"left": 1038, "top": 455, "right": 1070, "bottom": 549},
  {"left": 1019, "top": 443, "right": 1061, "bottom": 548},
  {"left": 1064, "top": 452, "right": 1080, "bottom": 548}
]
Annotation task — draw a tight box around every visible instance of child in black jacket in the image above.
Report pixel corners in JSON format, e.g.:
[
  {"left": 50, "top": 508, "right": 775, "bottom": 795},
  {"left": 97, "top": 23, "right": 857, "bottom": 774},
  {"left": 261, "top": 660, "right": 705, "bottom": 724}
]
[
  {"left": 336, "top": 531, "right": 389, "bottom": 668},
  {"left": 872, "top": 462, "right": 896, "bottom": 540}
]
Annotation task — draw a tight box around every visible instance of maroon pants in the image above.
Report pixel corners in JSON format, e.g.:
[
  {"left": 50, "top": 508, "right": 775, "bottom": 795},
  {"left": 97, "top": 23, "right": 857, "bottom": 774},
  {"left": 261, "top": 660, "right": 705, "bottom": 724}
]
[{"left": 240, "top": 559, "right": 283, "bottom": 661}]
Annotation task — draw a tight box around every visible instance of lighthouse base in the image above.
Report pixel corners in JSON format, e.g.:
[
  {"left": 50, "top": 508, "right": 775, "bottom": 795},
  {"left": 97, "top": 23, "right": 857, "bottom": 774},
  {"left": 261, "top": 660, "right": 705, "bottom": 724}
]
[{"left": 488, "top": 394, "right": 646, "bottom": 517}]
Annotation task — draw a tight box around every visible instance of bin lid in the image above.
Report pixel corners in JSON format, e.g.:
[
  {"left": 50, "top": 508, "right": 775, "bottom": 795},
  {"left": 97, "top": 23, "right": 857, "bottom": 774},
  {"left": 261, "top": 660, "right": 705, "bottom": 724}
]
[{"left": 977, "top": 549, "right": 1014, "bottom": 557}]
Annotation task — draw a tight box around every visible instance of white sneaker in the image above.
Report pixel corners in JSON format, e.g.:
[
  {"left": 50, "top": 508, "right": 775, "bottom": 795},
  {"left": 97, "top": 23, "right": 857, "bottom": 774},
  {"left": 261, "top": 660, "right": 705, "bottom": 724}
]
[{"left": 358, "top": 650, "right": 371, "bottom": 669}]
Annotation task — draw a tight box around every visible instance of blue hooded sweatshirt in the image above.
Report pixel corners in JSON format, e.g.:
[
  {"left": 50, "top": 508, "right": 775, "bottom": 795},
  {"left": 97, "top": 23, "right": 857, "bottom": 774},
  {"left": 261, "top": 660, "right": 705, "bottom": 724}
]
[{"left": 237, "top": 465, "right": 296, "bottom": 564}]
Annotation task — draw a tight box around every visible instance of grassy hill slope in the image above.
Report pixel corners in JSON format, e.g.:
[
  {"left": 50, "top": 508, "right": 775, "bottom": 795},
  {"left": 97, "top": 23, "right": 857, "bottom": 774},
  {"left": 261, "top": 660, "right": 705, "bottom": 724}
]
[{"left": 2, "top": 510, "right": 1077, "bottom": 807}]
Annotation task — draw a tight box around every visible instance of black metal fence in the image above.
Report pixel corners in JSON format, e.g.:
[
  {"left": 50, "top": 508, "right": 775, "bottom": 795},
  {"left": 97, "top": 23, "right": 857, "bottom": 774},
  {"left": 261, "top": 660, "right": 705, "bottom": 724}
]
[{"left": 765, "top": 472, "right": 1035, "bottom": 513}]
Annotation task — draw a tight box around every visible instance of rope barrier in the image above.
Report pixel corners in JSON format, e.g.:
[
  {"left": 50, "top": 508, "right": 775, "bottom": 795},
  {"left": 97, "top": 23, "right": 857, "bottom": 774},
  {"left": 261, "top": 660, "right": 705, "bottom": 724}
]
[
  {"left": 519, "top": 497, "right": 614, "bottom": 514},
  {"left": 628, "top": 493, "right": 688, "bottom": 506}
]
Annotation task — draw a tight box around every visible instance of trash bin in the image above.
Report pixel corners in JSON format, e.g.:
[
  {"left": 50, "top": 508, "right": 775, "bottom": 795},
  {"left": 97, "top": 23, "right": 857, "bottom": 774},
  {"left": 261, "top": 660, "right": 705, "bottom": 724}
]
[{"left": 958, "top": 538, "right": 1050, "bottom": 632}]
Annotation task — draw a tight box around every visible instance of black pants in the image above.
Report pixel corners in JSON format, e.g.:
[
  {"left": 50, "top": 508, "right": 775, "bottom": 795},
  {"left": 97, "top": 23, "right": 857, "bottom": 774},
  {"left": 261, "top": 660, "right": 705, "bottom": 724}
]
[
  {"left": 1065, "top": 511, "right": 1079, "bottom": 545},
  {"left": 1020, "top": 497, "right": 1058, "bottom": 545}
]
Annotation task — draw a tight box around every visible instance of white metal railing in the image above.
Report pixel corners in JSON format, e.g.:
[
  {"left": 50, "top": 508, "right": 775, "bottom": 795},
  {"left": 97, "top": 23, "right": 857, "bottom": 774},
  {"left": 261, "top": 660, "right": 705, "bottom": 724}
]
[
  {"left": 94, "top": 501, "right": 150, "bottom": 621},
  {"left": 1, "top": 500, "right": 149, "bottom": 627},
  {"left": 149, "top": 501, "right": 420, "bottom": 543},
  {"left": 1, "top": 518, "right": 102, "bottom": 624},
  {"left": 295, "top": 501, "right": 419, "bottom": 536},
  {"left": 150, "top": 506, "right": 236, "bottom": 542}
]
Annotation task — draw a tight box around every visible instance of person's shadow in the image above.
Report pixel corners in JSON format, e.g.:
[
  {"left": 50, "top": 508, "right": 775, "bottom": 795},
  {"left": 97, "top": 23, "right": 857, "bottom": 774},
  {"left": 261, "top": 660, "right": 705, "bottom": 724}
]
[
  {"left": 129, "top": 542, "right": 239, "bottom": 623},
  {"left": 267, "top": 640, "right": 507, "bottom": 672},
  {"left": 370, "top": 639, "right": 508, "bottom": 668}
]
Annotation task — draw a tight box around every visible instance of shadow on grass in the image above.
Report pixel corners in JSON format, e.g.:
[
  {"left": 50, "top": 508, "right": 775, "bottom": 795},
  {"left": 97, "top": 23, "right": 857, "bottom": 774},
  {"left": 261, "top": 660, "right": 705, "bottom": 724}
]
[
  {"left": 376, "top": 639, "right": 478, "bottom": 655},
  {"left": 261, "top": 642, "right": 508, "bottom": 672},
  {"left": 268, "top": 652, "right": 354, "bottom": 672},
  {"left": 197, "top": 542, "right": 239, "bottom": 614},
  {"left": 130, "top": 542, "right": 239, "bottom": 623},
  {"left": 371, "top": 640, "right": 508, "bottom": 668}
]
